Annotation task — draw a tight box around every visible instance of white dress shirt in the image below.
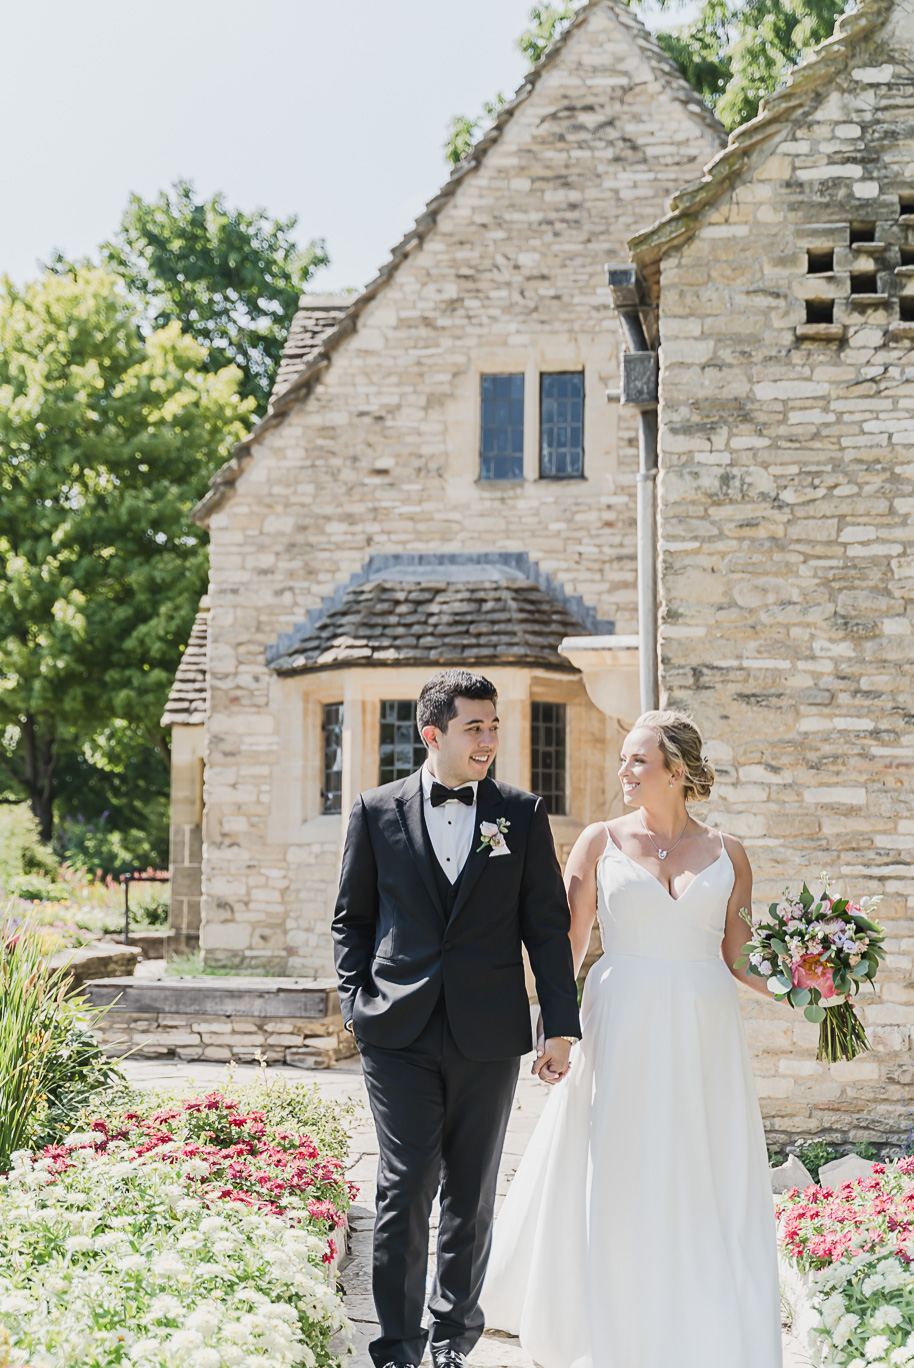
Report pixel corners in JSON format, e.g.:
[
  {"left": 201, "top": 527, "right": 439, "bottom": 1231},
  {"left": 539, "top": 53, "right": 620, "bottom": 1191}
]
[{"left": 421, "top": 763, "right": 478, "bottom": 884}]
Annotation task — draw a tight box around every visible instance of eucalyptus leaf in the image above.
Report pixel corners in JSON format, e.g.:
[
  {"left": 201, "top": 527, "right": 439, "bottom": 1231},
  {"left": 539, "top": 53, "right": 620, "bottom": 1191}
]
[
  {"left": 767, "top": 976, "right": 789, "bottom": 997},
  {"left": 804, "top": 1004, "right": 826, "bottom": 1023},
  {"left": 770, "top": 938, "right": 789, "bottom": 957},
  {"left": 790, "top": 987, "right": 811, "bottom": 1007},
  {"left": 852, "top": 963, "right": 872, "bottom": 979}
]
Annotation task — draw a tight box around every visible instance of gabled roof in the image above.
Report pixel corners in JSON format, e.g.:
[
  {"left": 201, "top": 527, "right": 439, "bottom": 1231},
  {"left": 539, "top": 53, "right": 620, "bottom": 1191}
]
[
  {"left": 194, "top": 0, "right": 725, "bottom": 526},
  {"left": 268, "top": 578, "right": 589, "bottom": 674},
  {"left": 629, "top": 0, "right": 893, "bottom": 272},
  {"left": 268, "top": 296, "right": 352, "bottom": 409},
  {"left": 161, "top": 599, "right": 209, "bottom": 727}
]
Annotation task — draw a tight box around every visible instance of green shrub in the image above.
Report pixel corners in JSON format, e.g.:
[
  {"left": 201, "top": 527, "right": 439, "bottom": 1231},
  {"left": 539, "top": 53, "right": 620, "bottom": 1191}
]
[
  {"left": 0, "top": 803, "right": 58, "bottom": 893},
  {"left": 131, "top": 890, "right": 169, "bottom": 926},
  {"left": 0, "top": 910, "right": 124, "bottom": 1169},
  {"left": 8, "top": 873, "right": 70, "bottom": 902},
  {"left": 53, "top": 810, "right": 138, "bottom": 879}
]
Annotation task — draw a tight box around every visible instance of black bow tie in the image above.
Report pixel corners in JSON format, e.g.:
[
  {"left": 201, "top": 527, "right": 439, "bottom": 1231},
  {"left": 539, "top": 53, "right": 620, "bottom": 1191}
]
[{"left": 429, "top": 782, "right": 475, "bottom": 808}]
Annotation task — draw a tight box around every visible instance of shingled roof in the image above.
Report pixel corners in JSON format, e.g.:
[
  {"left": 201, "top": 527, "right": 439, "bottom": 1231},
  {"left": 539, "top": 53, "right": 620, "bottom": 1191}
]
[
  {"left": 268, "top": 296, "right": 353, "bottom": 409},
  {"left": 193, "top": 0, "right": 724, "bottom": 525},
  {"left": 161, "top": 599, "right": 209, "bottom": 727},
  {"left": 268, "top": 579, "right": 589, "bottom": 674}
]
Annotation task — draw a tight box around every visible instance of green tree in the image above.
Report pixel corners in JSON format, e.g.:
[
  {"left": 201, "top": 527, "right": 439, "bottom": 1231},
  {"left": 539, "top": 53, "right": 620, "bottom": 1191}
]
[
  {"left": 653, "top": 0, "right": 848, "bottom": 129},
  {"left": 0, "top": 266, "right": 253, "bottom": 840},
  {"left": 445, "top": 0, "right": 849, "bottom": 160},
  {"left": 101, "top": 179, "right": 329, "bottom": 414}
]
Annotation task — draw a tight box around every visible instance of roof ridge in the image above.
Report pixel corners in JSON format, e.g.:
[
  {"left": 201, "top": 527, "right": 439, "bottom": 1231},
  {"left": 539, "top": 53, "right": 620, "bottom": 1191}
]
[
  {"left": 629, "top": 0, "right": 894, "bottom": 267},
  {"left": 194, "top": 0, "right": 723, "bottom": 525}
]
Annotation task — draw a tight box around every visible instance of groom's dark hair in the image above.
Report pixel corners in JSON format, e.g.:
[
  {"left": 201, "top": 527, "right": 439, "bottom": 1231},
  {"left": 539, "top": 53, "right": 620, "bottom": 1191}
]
[{"left": 416, "top": 670, "right": 498, "bottom": 741}]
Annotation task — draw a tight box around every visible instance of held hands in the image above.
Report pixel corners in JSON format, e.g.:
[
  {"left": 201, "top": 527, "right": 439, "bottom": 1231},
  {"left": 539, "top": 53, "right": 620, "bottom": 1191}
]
[{"left": 532, "top": 1010, "right": 572, "bottom": 1084}]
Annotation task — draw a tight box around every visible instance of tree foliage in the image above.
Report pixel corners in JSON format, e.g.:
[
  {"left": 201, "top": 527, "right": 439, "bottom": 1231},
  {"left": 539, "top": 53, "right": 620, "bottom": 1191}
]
[
  {"left": 444, "top": 0, "right": 850, "bottom": 162},
  {"left": 101, "top": 180, "right": 329, "bottom": 414},
  {"left": 0, "top": 267, "right": 253, "bottom": 839},
  {"left": 653, "top": 0, "right": 849, "bottom": 130}
]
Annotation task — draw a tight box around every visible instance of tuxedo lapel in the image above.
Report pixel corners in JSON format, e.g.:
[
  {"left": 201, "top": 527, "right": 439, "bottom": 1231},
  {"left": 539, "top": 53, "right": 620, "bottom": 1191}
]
[
  {"left": 446, "top": 776, "right": 507, "bottom": 927},
  {"left": 394, "top": 769, "right": 446, "bottom": 922}
]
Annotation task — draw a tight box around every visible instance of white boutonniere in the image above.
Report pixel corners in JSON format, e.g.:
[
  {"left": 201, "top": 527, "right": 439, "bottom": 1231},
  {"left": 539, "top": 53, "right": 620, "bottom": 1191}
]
[{"left": 477, "top": 817, "right": 511, "bottom": 856}]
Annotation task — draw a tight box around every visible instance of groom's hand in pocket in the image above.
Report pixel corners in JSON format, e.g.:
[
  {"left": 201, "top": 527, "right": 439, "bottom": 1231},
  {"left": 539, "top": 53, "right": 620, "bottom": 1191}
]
[{"left": 532, "top": 1035, "right": 571, "bottom": 1084}]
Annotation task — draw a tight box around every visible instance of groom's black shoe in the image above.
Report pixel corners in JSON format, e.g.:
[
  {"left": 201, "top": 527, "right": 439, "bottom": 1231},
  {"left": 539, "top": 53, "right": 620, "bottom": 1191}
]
[{"left": 431, "top": 1348, "right": 467, "bottom": 1368}]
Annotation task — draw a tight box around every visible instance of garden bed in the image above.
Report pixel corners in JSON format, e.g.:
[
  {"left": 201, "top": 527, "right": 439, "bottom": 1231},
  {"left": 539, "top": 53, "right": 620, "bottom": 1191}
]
[
  {"left": 777, "top": 1158, "right": 914, "bottom": 1365},
  {"left": 0, "top": 1077, "right": 356, "bottom": 1368}
]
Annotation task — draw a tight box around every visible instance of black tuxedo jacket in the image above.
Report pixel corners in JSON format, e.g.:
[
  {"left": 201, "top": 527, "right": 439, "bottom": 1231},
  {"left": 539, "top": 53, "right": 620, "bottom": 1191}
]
[{"left": 332, "top": 768, "right": 581, "bottom": 1061}]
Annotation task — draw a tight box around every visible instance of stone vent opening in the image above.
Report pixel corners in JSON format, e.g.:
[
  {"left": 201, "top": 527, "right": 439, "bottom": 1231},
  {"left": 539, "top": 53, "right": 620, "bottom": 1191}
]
[
  {"left": 850, "top": 271, "right": 878, "bottom": 294},
  {"left": 850, "top": 221, "right": 878, "bottom": 245},
  {"left": 807, "top": 247, "right": 834, "bottom": 274},
  {"left": 901, "top": 246, "right": 914, "bottom": 267},
  {"left": 900, "top": 296, "right": 914, "bottom": 322},
  {"left": 805, "top": 299, "right": 834, "bottom": 324},
  {"left": 900, "top": 194, "right": 914, "bottom": 216}
]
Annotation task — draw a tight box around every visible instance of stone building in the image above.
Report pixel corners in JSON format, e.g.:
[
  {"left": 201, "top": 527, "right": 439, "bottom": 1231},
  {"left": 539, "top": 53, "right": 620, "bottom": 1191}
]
[
  {"left": 622, "top": 0, "right": 914, "bottom": 1144},
  {"left": 162, "top": 0, "right": 914, "bottom": 1141},
  {"left": 165, "top": 3, "right": 723, "bottom": 976}
]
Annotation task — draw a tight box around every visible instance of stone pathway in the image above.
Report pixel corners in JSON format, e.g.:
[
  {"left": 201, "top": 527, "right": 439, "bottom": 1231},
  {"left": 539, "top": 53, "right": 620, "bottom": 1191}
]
[{"left": 122, "top": 1056, "right": 813, "bottom": 1367}]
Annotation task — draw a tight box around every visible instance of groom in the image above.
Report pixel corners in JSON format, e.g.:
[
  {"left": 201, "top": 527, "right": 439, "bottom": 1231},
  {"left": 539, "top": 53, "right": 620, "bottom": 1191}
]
[{"left": 332, "top": 669, "right": 581, "bottom": 1368}]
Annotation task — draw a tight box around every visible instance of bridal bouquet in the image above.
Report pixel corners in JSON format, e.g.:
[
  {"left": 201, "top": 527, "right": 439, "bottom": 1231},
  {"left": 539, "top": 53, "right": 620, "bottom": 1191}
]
[{"left": 737, "top": 878, "right": 886, "bottom": 1063}]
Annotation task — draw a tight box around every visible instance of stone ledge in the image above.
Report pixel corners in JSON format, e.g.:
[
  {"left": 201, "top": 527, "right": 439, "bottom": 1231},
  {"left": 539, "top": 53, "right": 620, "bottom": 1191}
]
[
  {"left": 84, "top": 975, "right": 354, "bottom": 1069},
  {"left": 50, "top": 943, "right": 143, "bottom": 992},
  {"left": 795, "top": 322, "right": 844, "bottom": 341},
  {"left": 84, "top": 975, "right": 340, "bottom": 1020}
]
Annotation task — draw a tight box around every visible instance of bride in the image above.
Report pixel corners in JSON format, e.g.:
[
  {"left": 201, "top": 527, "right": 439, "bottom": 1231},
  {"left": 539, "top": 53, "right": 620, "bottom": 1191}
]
[{"left": 482, "top": 710, "right": 783, "bottom": 1368}]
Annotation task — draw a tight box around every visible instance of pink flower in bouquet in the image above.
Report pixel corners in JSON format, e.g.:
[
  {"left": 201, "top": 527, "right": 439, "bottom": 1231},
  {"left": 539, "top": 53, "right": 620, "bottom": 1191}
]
[{"left": 792, "top": 953, "right": 837, "bottom": 998}]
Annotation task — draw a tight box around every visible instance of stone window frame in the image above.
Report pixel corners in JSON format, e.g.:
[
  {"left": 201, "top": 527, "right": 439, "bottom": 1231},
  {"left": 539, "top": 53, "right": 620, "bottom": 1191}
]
[
  {"left": 539, "top": 371, "right": 585, "bottom": 479},
  {"left": 379, "top": 699, "right": 427, "bottom": 785},
  {"left": 471, "top": 347, "right": 607, "bottom": 487},
  {"left": 479, "top": 372, "right": 526, "bottom": 482},
  {"left": 321, "top": 702, "right": 344, "bottom": 815},
  {"left": 531, "top": 700, "right": 568, "bottom": 815}
]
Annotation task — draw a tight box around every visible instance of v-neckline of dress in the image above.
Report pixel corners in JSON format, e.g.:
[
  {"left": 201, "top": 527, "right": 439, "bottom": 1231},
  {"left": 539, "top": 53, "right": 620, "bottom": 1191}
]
[{"left": 603, "top": 832, "right": 728, "bottom": 904}]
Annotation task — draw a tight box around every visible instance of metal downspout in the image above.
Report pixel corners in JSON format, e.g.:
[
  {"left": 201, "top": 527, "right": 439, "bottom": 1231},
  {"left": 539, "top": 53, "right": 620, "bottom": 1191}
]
[{"left": 605, "top": 266, "right": 660, "bottom": 713}]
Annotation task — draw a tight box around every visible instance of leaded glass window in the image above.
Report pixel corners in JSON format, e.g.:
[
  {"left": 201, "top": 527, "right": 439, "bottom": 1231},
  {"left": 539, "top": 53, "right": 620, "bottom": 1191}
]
[
  {"left": 531, "top": 702, "right": 567, "bottom": 815},
  {"left": 380, "top": 700, "right": 425, "bottom": 785},
  {"left": 480, "top": 373, "right": 524, "bottom": 481},
  {"left": 540, "top": 372, "right": 584, "bottom": 478},
  {"left": 322, "top": 703, "right": 344, "bottom": 814}
]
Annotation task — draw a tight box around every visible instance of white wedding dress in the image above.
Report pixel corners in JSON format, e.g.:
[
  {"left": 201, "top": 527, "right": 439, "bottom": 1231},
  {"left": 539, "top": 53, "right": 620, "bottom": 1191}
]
[{"left": 482, "top": 827, "right": 782, "bottom": 1368}]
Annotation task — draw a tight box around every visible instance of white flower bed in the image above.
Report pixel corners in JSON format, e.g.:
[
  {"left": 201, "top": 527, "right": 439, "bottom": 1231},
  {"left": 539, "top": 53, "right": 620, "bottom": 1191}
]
[{"left": 0, "top": 1143, "right": 351, "bottom": 1368}]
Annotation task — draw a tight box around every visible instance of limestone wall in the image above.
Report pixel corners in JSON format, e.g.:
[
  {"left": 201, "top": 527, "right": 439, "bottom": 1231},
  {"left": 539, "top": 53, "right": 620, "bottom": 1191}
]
[
  {"left": 654, "top": 10, "right": 914, "bottom": 1142},
  {"left": 167, "top": 724, "right": 204, "bottom": 954},
  {"left": 199, "top": 1, "right": 722, "bottom": 972}
]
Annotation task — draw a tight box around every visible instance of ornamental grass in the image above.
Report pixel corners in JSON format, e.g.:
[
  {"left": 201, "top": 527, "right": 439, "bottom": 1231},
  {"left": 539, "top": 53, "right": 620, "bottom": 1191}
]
[
  {"left": 0, "top": 910, "right": 122, "bottom": 1172},
  {"left": 779, "top": 1158, "right": 914, "bottom": 1365}
]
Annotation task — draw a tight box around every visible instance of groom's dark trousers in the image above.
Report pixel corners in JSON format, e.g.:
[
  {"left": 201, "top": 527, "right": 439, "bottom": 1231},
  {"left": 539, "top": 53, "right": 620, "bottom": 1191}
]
[{"left": 332, "top": 769, "right": 580, "bottom": 1368}]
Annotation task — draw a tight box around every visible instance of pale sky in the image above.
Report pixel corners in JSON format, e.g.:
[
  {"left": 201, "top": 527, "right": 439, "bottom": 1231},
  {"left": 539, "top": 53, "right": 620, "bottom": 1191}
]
[
  {"left": 3, "top": 0, "right": 548, "bottom": 294},
  {"left": 3, "top": 1, "right": 683, "bottom": 296}
]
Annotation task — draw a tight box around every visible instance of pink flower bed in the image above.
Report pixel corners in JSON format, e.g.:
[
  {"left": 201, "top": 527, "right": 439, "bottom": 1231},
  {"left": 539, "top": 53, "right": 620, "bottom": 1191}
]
[
  {"left": 778, "top": 1159, "right": 914, "bottom": 1271},
  {"left": 41, "top": 1091, "right": 356, "bottom": 1264}
]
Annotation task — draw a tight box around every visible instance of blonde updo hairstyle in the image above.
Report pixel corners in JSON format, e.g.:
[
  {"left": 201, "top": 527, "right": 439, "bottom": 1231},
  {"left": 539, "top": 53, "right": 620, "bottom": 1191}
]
[{"left": 635, "top": 710, "right": 715, "bottom": 803}]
